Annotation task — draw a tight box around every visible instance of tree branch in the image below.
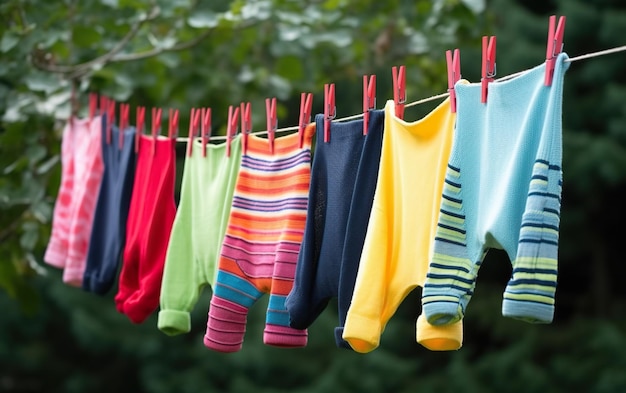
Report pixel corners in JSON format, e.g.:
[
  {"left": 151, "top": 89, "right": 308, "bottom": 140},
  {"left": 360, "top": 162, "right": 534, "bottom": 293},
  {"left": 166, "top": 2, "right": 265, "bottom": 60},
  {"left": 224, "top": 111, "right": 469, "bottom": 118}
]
[
  {"left": 109, "top": 19, "right": 260, "bottom": 63},
  {"left": 111, "top": 28, "right": 214, "bottom": 62},
  {"left": 32, "top": 11, "right": 260, "bottom": 79},
  {"left": 32, "top": 4, "right": 161, "bottom": 78}
]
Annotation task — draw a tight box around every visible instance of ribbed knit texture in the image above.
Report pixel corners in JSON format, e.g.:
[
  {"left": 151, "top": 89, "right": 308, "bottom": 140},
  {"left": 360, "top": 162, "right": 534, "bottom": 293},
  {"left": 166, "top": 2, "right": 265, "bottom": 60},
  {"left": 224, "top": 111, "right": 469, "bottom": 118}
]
[
  {"left": 421, "top": 53, "right": 569, "bottom": 326},
  {"left": 83, "top": 125, "right": 137, "bottom": 294},
  {"left": 204, "top": 125, "right": 314, "bottom": 353},
  {"left": 285, "top": 110, "right": 385, "bottom": 349},
  {"left": 44, "top": 116, "right": 104, "bottom": 287},
  {"left": 115, "top": 135, "right": 177, "bottom": 324},
  {"left": 342, "top": 100, "right": 463, "bottom": 353},
  {"left": 158, "top": 136, "right": 242, "bottom": 336}
]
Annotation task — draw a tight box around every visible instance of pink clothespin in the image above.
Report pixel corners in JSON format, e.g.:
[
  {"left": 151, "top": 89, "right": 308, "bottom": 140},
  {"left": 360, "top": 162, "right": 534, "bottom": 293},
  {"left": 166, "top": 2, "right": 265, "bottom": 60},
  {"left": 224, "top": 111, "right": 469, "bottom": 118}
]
[
  {"left": 265, "top": 97, "right": 277, "bottom": 155},
  {"left": 118, "top": 103, "right": 129, "bottom": 149},
  {"left": 201, "top": 108, "right": 211, "bottom": 158},
  {"left": 226, "top": 105, "right": 240, "bottom": 158},
  {"left": 187, "top": 108, "right": 201, "bottom": 157},
  {"left": 151, "top": 107, "right": 162, "bottom": 156},
  {"left": 106, "top": 99, "right": 116, "bottom": 145},
  {"left": 298, "top": 92, "right": 313, "bottom": 149},
  {"left": 545, "top": 15, "right": 566, "bottom": 87},
  {"left": 363, "top": 75, "right": 376, "bottom": 135},
  {"left": 89, "top": 93, "right": 98, "bottom": 120},
  {"left": 168, "top": 108, "right": 179, "bottom": 139},
  {"left": 481, "top": 36, "right": 497, "bottom": 104},
  {"left": 135, "top": 106, "right": 145, "bottom": 153},
  {"left": 324, "top": 83, "right": 336, "bottom": 143},
  {"left": 446, "top": 49, "right": 461, "bottom": 113},
  {"left": 99, "top": 95, "right": 108, "bottom": 116},
  {"left": 392, "top": 65, "right": 406, "bottom": 119},
  {"left": 240, "top": 102, "right": 252, "bottom": 156}
]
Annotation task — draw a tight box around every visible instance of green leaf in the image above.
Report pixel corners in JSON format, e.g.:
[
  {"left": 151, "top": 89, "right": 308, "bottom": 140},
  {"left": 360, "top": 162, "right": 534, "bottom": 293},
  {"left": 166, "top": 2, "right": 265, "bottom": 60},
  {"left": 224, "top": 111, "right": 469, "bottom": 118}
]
[
  {"left": 26, "top": 145, "right": 47, "bottom": 166},
  {"left": 0, "top": 32, "right": 19, "bottom": 53},
  {"left": 72, "top": 26, "right": 102, "bottom": 47},
  {"left": 241, "top": 1, "right": 271, "bottom": 21},
  {"left": 460, "top": 0, "right": 486, "bottom": 14},
  {"left": 36, "top": 155, "right": 60, "bottom": 175},
  {"left": 24, "top": 73, "right": 64, "bottom": 94},
  {"left": 31, "top": 200, "right": 53, "bottom": 224},
  {"left": 187, "top": 10, "right": 219, "bottom": 29},
  {"left": 19, "top": 225, "right": 38, "bottom": 251}
]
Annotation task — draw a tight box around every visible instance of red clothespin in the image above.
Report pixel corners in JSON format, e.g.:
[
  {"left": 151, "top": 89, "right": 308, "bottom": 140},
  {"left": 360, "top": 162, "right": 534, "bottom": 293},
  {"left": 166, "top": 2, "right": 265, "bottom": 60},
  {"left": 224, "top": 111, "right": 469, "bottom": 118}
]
[
  {"left": 481, "top": 36, "right": 497, "bottom": 104},
  {"left": 187, "top": 108, "right": 199, "bottom": 157},
  {"left": 89, "top": 93, "right": 98, "bottom": 120},
  {"left": 363, "top": 75, "right": 376, "bottom": 135},
  {"left": 226, "top": 105, "right": 240, "bottom": 158},
  {"left": 118, "top": 103, "right": 129, "bottom": 149},
  {"left": 200, "top": 108, "right": 211, "bottom": 158},
  {"left": 99, "top": 95, "right": 108, "bottom": 116},
  {"left": 106, "top": 99, "right": 116, "bottom": 145},
  {"left": 392, "top": 65, "right": 406, "bottom": 119},
  {"left": 135, "top": 106, "right": 145, "bottom": 153},
  {"left": 240, "top": 102, "right": 252, "bottom": 155},
  {"left": 151, "top": 107, "right": 162, "bottom": 156},
  {"left": 323, "top": 84, "right": 336, "bottom": 143},
  {"left": 298, "top": 92, "right": 313, "bottom": 149},
  {"left": 446, "top": 49, "right": 461, "bottom": 113},
  {"left": 266, "top": 97, "right": 277, "bottom": 155},
  {"left": 545, "top": 15, "right": 566, "bottom": 87},
  {"left": 99, "top": 95, "right": 109, "bottom": 137},
  {"left": 168, "top": 108, "right": 179, "bottom": 139}
]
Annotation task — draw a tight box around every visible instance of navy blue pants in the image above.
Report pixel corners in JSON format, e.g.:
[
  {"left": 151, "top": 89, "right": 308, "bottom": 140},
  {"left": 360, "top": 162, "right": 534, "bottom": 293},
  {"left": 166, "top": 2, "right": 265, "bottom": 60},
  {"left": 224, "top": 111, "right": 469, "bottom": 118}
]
[
  {"left": 286, "top": 109, "right": 385, "bottom": 348},
  {"left": 83, "top": 123, "right": 137, "bottom": 294}
]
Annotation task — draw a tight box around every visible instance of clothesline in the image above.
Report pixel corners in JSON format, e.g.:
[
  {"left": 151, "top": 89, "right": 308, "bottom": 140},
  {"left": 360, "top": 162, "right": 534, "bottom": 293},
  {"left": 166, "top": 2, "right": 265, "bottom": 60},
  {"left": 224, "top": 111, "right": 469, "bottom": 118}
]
[{"left": 175, "top": 44, "right": 626, "bottom": 143}]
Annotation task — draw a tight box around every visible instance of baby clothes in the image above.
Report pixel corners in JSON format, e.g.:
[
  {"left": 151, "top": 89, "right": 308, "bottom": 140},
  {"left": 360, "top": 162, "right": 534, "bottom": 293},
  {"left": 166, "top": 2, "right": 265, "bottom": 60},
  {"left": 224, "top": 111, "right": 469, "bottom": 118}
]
[
  {"left": 422, "top": 54, "right": 570, "bottom": 326},
  {"left": 158, "top": 136, "right": 242, "bottom": 336},
  {"left": 343, "top": 100, "right": 463, "bottom": 353},
  {"left": 286, "top": 110, "right": 385, "bottom": 348},
  {"left": 115, "top": 134, "right": 177, "bottom": 324},
  {"left": 45, "top": 116, "right": 104, "bottom": 287},
  {"left": 83, "top": 124, "right": 137, "bottom": 294},
  {"left": 204, "top": 125, "right": 315, "bottom": 353}
]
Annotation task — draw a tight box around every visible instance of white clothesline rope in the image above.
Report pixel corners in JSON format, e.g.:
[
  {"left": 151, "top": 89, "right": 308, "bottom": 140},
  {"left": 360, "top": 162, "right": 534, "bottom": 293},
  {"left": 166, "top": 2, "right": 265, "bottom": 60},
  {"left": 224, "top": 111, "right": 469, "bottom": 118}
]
[{"left": 176, "top": 44, "right": 626, "bottom": 143}]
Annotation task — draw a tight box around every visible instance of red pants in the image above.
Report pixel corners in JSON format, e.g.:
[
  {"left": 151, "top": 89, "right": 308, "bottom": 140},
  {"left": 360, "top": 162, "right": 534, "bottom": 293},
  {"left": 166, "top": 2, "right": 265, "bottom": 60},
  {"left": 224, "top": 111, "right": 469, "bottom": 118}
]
[{"left": 115, "top": 135, "right": 177, "bottom": 324}]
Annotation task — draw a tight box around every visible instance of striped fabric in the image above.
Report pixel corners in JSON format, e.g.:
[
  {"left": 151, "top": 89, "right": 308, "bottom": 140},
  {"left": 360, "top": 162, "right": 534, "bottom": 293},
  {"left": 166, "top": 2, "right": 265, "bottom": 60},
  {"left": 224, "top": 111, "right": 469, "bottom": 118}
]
[
  {"left": 422, "top": 53, "right": 569, "bottom": 326},
  {"left": 204, "top": 125, "right": 315, "bottom": 353},
  {"left": 423, "top": 160, "right": 562, "bottom": 324},
  {"left": 421, "top": 164, "right": 481, "bottom": 324},
  {"left": 44, "top": 116, "right": 104, "bottom": 287},
  {"left": 502, "top": 159, "right": 561, "bottom": 321}
]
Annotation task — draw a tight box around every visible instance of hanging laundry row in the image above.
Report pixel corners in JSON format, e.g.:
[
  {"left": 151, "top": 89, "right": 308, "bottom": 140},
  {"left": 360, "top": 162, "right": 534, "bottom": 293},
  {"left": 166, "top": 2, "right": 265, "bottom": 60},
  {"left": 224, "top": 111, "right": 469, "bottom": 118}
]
[{"left": 45, "top": 15, "right": 569, "bottom": 353}]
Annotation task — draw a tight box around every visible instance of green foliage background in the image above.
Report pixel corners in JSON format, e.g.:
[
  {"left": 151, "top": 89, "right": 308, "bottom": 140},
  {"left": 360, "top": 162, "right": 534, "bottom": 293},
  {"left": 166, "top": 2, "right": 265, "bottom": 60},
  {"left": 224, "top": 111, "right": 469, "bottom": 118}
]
[{"left": 2, "top": 0, "right": 626, "bottom": 392}]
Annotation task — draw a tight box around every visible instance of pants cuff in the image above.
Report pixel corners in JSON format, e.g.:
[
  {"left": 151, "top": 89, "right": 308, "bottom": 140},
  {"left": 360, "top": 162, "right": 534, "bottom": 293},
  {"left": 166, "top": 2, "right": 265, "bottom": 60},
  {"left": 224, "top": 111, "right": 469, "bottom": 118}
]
[
  {"left": 415, "top": 313, "right": 463, "bottom": 351},
  {"left": 204, "top": 297, "right": 248, "bottom": 353},
  {"left": 333, "top": 327, "right": 353, "bottom": 350},
  {"left": 422, "top": 298, "right": 464, "bottom": 326},
  {"left": 263, "top": 324, "right": 307, "bottom": 348},
  {"left": 502, "top": 298, "right": 554, "bottom": 324}
]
